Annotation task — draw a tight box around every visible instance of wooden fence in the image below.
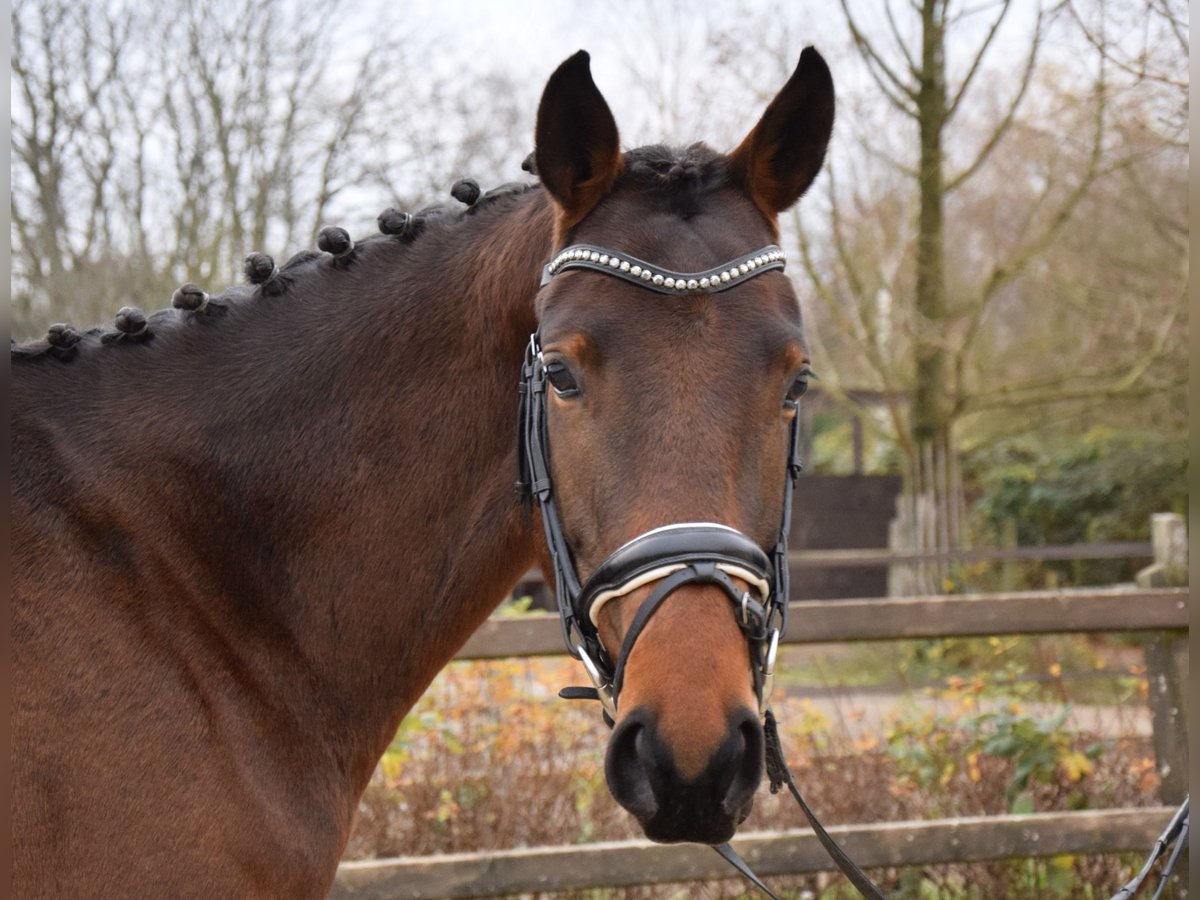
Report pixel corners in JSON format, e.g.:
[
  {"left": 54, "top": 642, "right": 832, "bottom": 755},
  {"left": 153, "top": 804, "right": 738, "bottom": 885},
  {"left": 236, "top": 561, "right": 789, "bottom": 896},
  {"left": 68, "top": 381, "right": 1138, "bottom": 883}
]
[
  {"left": 512, "top": 541, "right": 1153, "bottom": 587},
  {"left": 333, "top": 582, "right": 1188, "bottom": 898},
  {"left": 335, "top": 808, "right": 1176, "bottom": 899},
  {"left": 458, "top": 586, "right": 1185, "bottom": 658}
]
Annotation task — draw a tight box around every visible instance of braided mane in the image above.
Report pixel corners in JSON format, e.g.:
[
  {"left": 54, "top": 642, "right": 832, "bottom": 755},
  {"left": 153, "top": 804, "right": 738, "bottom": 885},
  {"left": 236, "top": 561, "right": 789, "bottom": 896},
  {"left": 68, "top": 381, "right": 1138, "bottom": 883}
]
[
  {"left": 13, "top": 142, "right": 734, "bottom": 364},
  {"left": 11, "top": 179, "right": 535, "bottom": 364}
]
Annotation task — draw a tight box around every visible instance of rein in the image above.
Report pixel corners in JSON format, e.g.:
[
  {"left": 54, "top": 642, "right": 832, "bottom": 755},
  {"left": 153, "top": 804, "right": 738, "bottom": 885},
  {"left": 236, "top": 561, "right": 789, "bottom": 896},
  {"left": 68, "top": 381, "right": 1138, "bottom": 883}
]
[
  {"left": 1110, "top": 796, "right": 1189, "bottom": 900},
  {"left": 519, "top": 242, "right": 888, "bottom": 899}
]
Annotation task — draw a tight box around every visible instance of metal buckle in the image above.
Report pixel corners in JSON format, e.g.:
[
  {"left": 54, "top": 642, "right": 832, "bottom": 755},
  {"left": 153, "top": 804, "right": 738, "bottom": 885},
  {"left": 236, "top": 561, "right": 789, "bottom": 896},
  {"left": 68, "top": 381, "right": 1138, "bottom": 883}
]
[
  {"left": 759, "top": 628, "right": 780, "bottom": 714},
  {"left": 577, "top": 644, "right": 617, "bottom": 717}
]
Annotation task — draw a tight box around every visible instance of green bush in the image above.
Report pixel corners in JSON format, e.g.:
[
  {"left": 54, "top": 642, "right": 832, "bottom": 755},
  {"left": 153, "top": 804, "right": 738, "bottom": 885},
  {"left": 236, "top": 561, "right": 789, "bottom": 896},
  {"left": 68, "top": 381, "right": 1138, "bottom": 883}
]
[{"left": 966, "top": 427, "right": 1187, "bottom": 584}]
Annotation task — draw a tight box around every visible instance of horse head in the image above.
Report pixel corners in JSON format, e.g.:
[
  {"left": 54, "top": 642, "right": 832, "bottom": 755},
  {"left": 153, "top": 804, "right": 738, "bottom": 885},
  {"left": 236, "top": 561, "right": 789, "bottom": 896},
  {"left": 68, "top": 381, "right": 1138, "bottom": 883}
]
[{"left": 528, "top": 48, "right": 833, "bottom": 844}]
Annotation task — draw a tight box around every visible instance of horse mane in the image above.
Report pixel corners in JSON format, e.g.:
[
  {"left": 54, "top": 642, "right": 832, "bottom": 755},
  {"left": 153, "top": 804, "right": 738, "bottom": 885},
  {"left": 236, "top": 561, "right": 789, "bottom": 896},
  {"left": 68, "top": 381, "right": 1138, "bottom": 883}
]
[
  {"left": 13, "top": 143, "right": 733, "bottom": 365},
  {"left": 10, "top": 179, "right": 537, "bottom": 364},
  {"left": 622, "top": 143, "right": 729, "bottom": 218}
]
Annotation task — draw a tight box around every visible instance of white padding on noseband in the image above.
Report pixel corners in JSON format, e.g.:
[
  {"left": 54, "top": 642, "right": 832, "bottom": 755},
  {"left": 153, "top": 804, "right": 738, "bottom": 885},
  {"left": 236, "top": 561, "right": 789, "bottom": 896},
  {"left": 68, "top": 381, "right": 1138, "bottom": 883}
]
[{"left": 588, "top": 562, "right": 771, "bottom": 628}]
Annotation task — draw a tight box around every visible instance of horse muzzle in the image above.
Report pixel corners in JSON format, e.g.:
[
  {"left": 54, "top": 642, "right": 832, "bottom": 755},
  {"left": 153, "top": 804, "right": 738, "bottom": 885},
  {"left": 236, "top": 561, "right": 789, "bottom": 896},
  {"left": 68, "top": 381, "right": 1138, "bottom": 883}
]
[{"left": 605, "top": 704, "right": 764, "bottom": 844}]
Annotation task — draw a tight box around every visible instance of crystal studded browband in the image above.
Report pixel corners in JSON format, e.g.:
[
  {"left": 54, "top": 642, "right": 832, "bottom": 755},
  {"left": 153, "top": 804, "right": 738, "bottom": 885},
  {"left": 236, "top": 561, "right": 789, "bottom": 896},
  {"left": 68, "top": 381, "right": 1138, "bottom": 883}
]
[{"left": 539, "top": 243, "right": 785, "bottom": 294}]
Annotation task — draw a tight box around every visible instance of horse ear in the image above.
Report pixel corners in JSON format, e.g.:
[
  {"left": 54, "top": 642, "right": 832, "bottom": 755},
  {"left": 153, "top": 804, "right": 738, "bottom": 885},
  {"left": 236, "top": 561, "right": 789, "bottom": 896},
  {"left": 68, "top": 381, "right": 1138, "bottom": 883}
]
[
  {"left": 535, "top": 51, "right": 622, "bottom": 229},
  {"left": 729, "top": 46, "right": 834, "bottom": 218}
]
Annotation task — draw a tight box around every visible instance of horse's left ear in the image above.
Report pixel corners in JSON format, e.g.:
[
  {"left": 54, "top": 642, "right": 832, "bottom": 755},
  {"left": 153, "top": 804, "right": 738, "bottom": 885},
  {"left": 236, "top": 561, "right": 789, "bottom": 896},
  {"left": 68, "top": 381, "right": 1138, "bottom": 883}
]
[
  {"left": 729, "top": 46, "right": 834, "bottom": 218},
  {"left": 535, "top": 50, "right": 622, "bottom": 230}
]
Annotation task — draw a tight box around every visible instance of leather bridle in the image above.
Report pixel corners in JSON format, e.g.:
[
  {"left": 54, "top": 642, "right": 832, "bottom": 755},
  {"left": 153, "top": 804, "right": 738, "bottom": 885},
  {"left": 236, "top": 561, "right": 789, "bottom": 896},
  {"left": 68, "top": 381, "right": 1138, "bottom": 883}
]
[
  {"left": 520, "top": 242, "right": 797, "bottom": 723},
  {"left": 518, "top": 241, "right": 888, "bottom": 899}
]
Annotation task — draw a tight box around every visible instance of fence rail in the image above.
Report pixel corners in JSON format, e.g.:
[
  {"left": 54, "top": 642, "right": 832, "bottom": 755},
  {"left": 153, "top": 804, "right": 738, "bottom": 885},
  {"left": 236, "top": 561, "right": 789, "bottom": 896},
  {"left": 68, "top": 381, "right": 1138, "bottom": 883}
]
[
  {"left": 459, "top": 586, "right": 1187, "bottom": 660},
  {"left": 791, "top": 540, "right": 1152, "bottom": 567},
  {"left": 512, "top": 541, "right": 1153, "bottom": 586},
  {"left": 334, "top": 807, "right": 1173, "bottom": 899}
]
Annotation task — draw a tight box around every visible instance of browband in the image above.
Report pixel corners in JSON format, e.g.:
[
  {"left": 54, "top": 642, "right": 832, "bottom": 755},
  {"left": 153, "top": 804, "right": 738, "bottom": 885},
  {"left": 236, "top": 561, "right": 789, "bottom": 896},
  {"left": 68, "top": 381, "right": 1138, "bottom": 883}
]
[{"left": 540, "top": 243, "right": 785, "bottom": 293}]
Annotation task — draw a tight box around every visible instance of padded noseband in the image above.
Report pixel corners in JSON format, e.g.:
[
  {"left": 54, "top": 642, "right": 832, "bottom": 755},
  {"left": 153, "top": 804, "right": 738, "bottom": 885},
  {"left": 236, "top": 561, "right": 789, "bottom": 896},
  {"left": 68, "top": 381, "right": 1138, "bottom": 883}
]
[{"left": 580, "top": 523, "right": 771, "bottom": 626}]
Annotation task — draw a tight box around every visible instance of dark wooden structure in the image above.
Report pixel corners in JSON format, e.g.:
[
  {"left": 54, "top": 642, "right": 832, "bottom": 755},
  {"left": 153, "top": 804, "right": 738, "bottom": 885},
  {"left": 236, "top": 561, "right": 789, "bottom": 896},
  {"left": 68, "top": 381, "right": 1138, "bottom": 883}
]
[{"left": 789, "top": 474, "right": 902, "bottom": 599}]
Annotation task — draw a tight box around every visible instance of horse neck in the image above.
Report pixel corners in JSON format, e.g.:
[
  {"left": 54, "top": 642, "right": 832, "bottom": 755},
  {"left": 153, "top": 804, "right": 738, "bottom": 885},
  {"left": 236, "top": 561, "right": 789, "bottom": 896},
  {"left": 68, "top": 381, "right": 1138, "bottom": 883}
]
[
  {"left": 275, "top": 196, "right": 555, "bottom": 755},
  {"left": 44, "top": 190, "right": 552, "bottom": 787}
]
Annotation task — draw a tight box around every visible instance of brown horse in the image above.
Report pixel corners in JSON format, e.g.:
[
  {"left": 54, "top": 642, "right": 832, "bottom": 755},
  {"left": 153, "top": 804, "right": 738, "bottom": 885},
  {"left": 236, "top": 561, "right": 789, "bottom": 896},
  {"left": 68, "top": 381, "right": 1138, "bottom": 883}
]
[{"left": 12, "top": 47, "right": 833, "bottom": 897}]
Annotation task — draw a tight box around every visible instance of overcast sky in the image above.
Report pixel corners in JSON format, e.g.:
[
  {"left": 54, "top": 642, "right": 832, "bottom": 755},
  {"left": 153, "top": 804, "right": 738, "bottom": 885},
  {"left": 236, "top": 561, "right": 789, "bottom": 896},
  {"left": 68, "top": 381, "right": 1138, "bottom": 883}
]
[{"left": 306, "top": 0, "right": 1055, "bottom": 228}]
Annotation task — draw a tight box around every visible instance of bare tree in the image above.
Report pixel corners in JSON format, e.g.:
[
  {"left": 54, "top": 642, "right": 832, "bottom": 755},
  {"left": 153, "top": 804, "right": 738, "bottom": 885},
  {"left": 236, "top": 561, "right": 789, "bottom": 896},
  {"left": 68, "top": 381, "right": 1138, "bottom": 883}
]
[
  {"left": 10, "top": 0, "right": 531, "bottom": 340},
  {"left": 650, "top": 0, "right": 1185, "bottom": 580},
  {"left": 11, "top": 1, "right": 146, "bottom": 329},
  {"left": 838, "top": 0, "right": 1065, "bottom": 458},
  {"left": 809, "top": 0, "right": 1188, "bottom": 453}
]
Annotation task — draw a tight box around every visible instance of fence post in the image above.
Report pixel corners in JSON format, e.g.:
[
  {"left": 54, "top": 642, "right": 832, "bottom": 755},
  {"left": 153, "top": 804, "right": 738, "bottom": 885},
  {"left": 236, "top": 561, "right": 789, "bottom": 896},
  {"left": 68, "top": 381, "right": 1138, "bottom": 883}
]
[
  {"left": 998, "top": 519, "right": 1019, "bottom": 592},
  {"left": 1135, "top": 513, "right": 1189, "bottom": 805}
]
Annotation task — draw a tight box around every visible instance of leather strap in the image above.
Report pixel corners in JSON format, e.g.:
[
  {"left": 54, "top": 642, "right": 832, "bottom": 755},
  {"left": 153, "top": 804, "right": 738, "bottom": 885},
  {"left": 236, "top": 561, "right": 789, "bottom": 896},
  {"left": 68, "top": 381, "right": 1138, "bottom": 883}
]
[
  {"left": 578, "top": 522, "right": 771, "bottom": 626},
  {"left": 1110, "top": 796, "right": 1189, "bottom": 900},
  {"left": 763, "top": 709, "right": 889, "bottom": 899},
  {"left": 540, "top": 243, "right": 785, "bottom": 294},
  {"left": 712, "top": 842, "right": 782, "bottom": 900},
  {"left": 609, "top": 563, "right": 761, "bottom": 700}
]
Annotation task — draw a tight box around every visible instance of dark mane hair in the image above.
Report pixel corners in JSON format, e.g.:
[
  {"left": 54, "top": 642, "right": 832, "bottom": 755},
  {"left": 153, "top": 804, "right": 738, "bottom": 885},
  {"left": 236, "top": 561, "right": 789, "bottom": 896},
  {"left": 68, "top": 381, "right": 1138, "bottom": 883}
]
[
  {"left": 10, "top": 181, "right": 537, "bottom": 364},
  {"left": 622, "top": 142, "right": 729, "bottom": 218},
  {"left": 11, "top": 141, "right": 737, "bottom": 365}
]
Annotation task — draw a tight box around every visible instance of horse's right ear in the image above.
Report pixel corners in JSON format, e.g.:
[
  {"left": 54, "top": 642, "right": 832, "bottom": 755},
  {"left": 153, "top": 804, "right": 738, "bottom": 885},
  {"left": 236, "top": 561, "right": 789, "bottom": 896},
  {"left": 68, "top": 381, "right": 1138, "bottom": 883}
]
[{"left": 535, "top": 51, "right": 622, "bottom": 231}]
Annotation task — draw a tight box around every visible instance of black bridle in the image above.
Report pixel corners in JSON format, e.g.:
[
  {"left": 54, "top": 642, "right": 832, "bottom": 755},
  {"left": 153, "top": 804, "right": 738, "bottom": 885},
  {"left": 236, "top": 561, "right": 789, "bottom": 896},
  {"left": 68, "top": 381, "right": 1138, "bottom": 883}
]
[
  {"left": 516, "top": 241, "right": 1185, "bottom": 900},
  {"left": 521, "top": 329, "right": 792, "bottom": 720},
  {"left": 521, "top": 242, "right": 795, "bottom": 722}
]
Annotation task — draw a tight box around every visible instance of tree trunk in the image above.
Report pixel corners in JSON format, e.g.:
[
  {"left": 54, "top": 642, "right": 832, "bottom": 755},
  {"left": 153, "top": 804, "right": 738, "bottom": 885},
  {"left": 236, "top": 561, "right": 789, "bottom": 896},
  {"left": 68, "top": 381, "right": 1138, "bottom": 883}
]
[{"left": 913, "top": 0, "right": 950, "bottom": 452}]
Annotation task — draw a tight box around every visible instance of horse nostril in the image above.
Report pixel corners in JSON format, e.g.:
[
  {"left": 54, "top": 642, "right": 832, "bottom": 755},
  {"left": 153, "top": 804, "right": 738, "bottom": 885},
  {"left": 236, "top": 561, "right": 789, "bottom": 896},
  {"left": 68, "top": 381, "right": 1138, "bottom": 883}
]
[
  {"left": 720, "top": 710, "right": 765, "bottom": 818},
  {"left": 605, "top": 712, "right": 659, "bottom": 821}
]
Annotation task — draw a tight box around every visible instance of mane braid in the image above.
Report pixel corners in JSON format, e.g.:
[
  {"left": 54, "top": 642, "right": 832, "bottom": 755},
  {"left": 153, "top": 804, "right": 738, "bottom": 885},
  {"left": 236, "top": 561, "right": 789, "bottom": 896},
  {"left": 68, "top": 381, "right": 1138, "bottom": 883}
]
[
  {"left": 623, "top": 143, "right": 728, "bottom": 218},
  {"left": 11, "top": 178, "right": 540, "bottom": 364}
]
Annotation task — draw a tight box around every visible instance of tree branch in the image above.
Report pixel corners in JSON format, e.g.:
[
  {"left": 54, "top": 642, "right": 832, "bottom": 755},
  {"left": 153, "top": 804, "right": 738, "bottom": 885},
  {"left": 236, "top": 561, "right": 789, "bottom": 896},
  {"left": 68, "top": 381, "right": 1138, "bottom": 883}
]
[
  {"left": 791, "top": 198, "right": 915, "bottom": 458},
  {"left": 964, "top": 375, "right": 1185, "bottom": 413},
  {"left": 883, "top": 0, "right": 919, "bottom": 80},
  {"left": 945, "top": 0, "right": 1014, "bottom": 122},
  {"left": 840, "top": 0, "right": 920, "bottom": 108},
  {"left": 951, "top": 56, "right": 1109, "bottom": 407},
  {"left": 944, "top": 6, "right": 1042, "bottom": 192}
]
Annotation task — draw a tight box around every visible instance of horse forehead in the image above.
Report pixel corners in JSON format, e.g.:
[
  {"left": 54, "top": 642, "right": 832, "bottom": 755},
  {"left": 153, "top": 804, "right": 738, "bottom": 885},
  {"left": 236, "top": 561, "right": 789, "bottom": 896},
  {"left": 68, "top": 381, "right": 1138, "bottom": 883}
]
[
  {"left": 543, "top": 274, "right": 799, "bottom": 362},
  {"left": 540, "top": 299, "right": 772, "bottom": 386}
]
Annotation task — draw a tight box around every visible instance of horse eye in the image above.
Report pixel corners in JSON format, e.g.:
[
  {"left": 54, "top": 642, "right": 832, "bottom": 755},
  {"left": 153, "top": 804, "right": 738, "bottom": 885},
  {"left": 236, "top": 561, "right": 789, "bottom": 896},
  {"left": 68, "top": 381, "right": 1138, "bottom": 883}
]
[
  {"left": 787, "top": 365, "right": 813, "bottom": 402},
  {"left": 544, "top": 361, "right": 580, "bottom": 397}
]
